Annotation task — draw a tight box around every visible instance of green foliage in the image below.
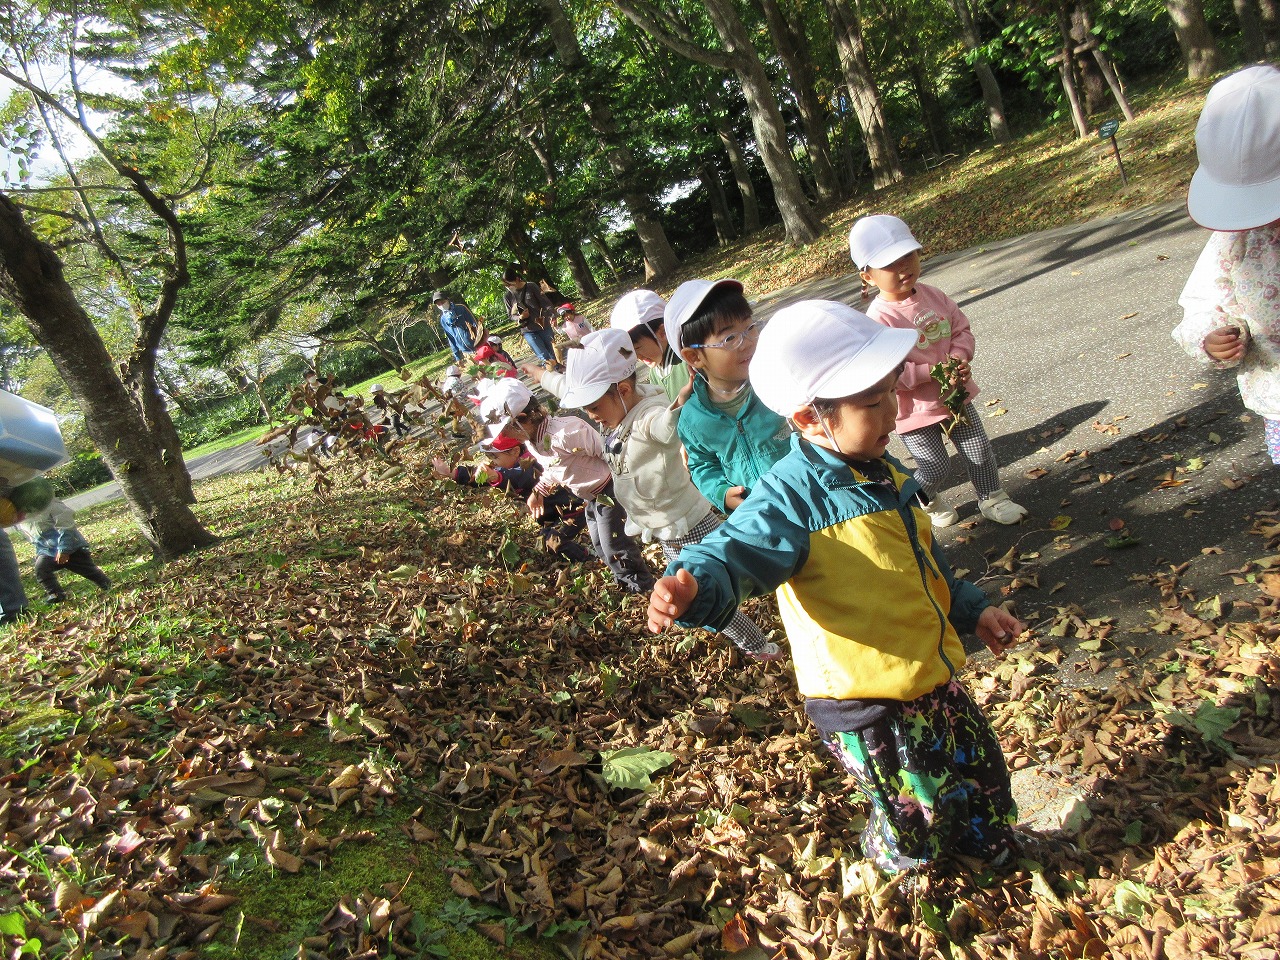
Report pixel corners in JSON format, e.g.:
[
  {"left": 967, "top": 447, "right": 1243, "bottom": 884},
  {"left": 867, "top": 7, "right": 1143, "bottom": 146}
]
[{"left": 599, "top": 746, "right": 675, "bottom": 791}]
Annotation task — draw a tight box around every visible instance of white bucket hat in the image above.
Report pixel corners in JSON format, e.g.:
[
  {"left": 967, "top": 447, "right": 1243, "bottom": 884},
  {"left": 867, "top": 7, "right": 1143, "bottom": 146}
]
[
  {"left": 560, "top": 329, "right": 639, "bottom": 408},
  {"left": 610, "top": 290, "right": 666, "bottom": 333},
  {"left": 1187, "top": 65, "right": 1280, "bottom": 231},
  {"left": 475, "top": 378, "right": 533, "bottom": 431},
  {"left": 848, "top": 215, "right": 922, "bottom": 271},
  {"left": 749, "top": 300, "right": 917, "bottom": 418},
  {"left": 663, "top": 278, "right": 745, "bottom": 353}
]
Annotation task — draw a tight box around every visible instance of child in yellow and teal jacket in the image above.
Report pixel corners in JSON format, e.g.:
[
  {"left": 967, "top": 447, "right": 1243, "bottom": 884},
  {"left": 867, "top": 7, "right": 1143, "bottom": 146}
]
[{"left": 648, "top": 300, "right": 1026, "bottom": 873}]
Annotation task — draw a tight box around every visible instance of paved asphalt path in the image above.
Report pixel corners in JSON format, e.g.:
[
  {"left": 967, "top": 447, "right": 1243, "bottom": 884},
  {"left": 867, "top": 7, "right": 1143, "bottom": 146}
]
[{"left": 73, "top": 201, "right": 1269, "bottom": 639}]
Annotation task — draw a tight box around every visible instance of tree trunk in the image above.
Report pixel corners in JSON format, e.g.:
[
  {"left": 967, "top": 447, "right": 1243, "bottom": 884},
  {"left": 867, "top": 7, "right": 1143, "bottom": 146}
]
[
  {"left": 122, "top": 358, "right": 196, "bottom": 503},
  {"left": 1260, "top": 0, "right": 1280, "bottom": 55},
  {"left": 1232, "top": 0, "right": 1265, "bottom": 60},
  {"left": 759, "top": 0, "right": 842, "bottom": 205},
  {"left": 155, "top": 362, "right": 199, "bottom": 418},
  {"left": 1165, "top": 0, "right": 1223, "bottom": 79},
  {"left": 1056, "top": 11, "right": 1090, "bottom": 137},
  {"left": 698, "top": 157, "right": 738, "bottom": 244},
  {"left": 947, "top": 0, "right": 1011, "bottom": 145},
  {"left": 1078, "top": 6, "right": 1135, "bottom": 121},
  {"left": 0, "top": 192, "right": 216, "bottom": 559},
  {"left": 538, "top": 0, "right": 680, "bottom": 281},
  {"left": 562, "top": 239, "right": 601, "bottom": 299},
  {"left": 588, "top": 232, "right": 620, "bottom": 281},
  {"left": 823, "top": 0, "right": 904, "bottom": 189},
  {"left": 700, "top": 0, "right": 821, "bottom": 245},
  {"left": 907, "top": 55, "right": 948, "bottom": 157},
  {"left": 707, "top": 87, "right": 762, "bottom": 233}
]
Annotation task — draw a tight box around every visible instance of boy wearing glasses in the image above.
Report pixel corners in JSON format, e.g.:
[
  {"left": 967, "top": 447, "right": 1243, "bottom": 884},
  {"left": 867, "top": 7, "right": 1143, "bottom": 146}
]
[{"left": 667, "top": 279, "right": 792, "bottom": 513}]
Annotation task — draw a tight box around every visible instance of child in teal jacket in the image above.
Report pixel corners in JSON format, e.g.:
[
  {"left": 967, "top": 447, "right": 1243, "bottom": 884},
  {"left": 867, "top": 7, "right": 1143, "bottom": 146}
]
[{"left": 665, "top": 279, "right": 791, "bottom": 513}]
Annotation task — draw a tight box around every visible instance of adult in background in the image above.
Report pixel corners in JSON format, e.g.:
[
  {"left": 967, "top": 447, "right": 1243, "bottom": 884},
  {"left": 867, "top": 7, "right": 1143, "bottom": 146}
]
[
  {"left": 501, "top": 267, "right": 558, "bottom": 369},
  {"left": 434, "top": 289, "right": 480, "bottom": 362}
]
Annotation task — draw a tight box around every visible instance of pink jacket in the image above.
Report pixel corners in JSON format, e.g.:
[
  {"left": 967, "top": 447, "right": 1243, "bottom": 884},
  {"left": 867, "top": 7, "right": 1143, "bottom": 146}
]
[{"left": 866, "top": 283, "right": 980, "bottom": 434}]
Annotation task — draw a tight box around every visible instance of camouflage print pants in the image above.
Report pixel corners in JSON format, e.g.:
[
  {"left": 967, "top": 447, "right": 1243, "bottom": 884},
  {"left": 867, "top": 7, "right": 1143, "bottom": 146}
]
[{"left": 824, "top": 679, "right": 1018, "bottom": 873}]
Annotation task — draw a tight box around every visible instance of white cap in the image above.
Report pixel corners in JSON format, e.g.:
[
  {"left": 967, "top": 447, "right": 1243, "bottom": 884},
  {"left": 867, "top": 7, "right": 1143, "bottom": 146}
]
[
  {"left": 1187, "top": 65, "right": 1280, "bottom": 231},
  {"left": 560, "top": 329, "right": 639, "bottom": 408},
  {"left": 475, "top": 378, "right": 533, "bottom": 431},
  {"left": 487, "top": 335, "right": 502, "bottom": 345},
  {"left": 370, "top": 383, "right": 385, "bottom": 393},
  {"left": 749, "top": 300, "right": 917, "bottom": 418},
  {"left": 848, "top": 215, "right": 922, "bottom": 270},
  {"left": 610, "top": 290, "right": 666, "bottom": 333},
  {"left": 664, "top": 278, "right": 744, "bottom": 352},
  {"left": 445, "top": 365, "right": 460, "bottom": 377}
]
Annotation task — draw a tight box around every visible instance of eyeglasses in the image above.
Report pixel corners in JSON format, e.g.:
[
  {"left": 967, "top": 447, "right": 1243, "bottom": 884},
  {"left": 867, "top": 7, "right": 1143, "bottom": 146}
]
[{"left": 686, "top": 319, "right": 767, "bottom": 351}]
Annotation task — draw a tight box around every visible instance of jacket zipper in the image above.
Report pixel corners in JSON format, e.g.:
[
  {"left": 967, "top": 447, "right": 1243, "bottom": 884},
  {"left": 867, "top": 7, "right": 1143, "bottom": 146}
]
[{"left": 899, "top": 489, "right": 955, "bottom": 678}]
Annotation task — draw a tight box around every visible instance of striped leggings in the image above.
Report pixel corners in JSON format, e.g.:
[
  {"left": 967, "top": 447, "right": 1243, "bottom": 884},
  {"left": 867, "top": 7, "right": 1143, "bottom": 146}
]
[
  {"left": 900, "top": 401, "right": 1001, "bottom": 501},
  {"left": 662, "top": 511, "right": 769, "bottom": 655}
]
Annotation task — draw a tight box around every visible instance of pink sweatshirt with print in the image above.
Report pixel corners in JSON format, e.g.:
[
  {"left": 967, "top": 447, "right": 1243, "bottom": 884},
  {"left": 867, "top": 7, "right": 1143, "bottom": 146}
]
[{"left": 866, "top": 282, "right": 980, "bottom": 434}]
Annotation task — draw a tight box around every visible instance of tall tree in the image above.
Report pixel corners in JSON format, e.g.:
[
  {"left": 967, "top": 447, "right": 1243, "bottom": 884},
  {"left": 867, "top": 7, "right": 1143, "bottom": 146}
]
[
  {"left": 1164, "top": 0, "right": 1222, "bottom": 79},
  {"left": 946, "top": 0, "right": 1012, "bottom": 145},
  {"left": 613, "top": 0, "right": 822, "bottom": 244},
  {"left": 537, "top": 0, "right": 680, "bottom": 281},
  {"left": 759, "top": 0, "right": 842, "bottom": 204},
  {"left": 0, "top": 192, "right": 216, "bottom": 558}
]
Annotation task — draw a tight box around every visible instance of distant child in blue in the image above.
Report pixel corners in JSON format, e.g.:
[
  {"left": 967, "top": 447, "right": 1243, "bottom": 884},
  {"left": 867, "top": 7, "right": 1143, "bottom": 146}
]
[
  {"left": 10, "top": 478, "right": 112, "bottom": 603},
  {"left": 666, "top": 279, "right": 792, "bottom": 513},
  {"left": 648, "top": 300, "right": 1025, "bottom": 873}
]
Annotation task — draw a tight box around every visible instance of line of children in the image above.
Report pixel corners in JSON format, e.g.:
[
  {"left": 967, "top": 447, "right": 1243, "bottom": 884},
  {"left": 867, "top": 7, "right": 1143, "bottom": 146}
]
[
  {"left": 665, "top": 280, "right": 793, "bottom": 514},
  {"left": 1174, "top": 65, "right": 1280, "bottom": 463},
  {"left": 478, "top": 378, "right": 655, "bottom": 594},
  {"left": 559, "top": 329, "right": 780, "bottom": 660},
  {"left": 850, "top": 214, "right": 1028, "bottom": 527},
  {"left": 647, "top": 300, "right": 1024, "bottom": 872},
  {"left": 432, "top": 434, "right": 591, "bottom": 562}
]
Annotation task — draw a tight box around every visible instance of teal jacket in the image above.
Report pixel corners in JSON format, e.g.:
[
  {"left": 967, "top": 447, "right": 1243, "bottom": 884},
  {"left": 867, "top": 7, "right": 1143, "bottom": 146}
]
[
  {"left": 676, "top": 377, "right": 792, "bottom": 512},
  {"left": 668, "top": 436, "right": 988, "bottom": 709}
]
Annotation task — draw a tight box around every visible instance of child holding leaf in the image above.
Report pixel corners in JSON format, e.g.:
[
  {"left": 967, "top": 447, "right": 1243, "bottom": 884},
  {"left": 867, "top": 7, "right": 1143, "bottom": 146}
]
[
  {"left": 850, "top": 214, "right": 1028, "bottom": 527},
  {"left": 1174, "top": 66, "right": 1280, "bottom": 465}
]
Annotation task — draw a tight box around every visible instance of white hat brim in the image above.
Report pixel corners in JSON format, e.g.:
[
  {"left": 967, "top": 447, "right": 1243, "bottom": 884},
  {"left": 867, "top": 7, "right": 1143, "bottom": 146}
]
[
  {"left": 863, "top": 237, "right": 923, "bottom": 270},
  {"left": 560, "top": 381, "right": 611, "bottom": 409},
  {"left": 1187, "top": 168, "right": 1280, "bottom": 231}
]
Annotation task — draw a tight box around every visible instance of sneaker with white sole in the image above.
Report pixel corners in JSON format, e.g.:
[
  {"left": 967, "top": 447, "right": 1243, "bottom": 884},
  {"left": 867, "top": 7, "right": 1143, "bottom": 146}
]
[
  {"left": 748, "top": 641, "right": 785, "bottom": 661},
  {"left": 979, "top": 490, "right": 1028, "bottom": 524},
  {"left": 922, "top": 495, "right": 960, "bottom": 528}
]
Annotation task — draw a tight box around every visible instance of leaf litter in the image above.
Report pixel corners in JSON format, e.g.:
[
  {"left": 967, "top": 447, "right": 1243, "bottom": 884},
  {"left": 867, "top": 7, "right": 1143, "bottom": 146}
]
[{"left": 2, "top": 437, "right": 1280, "bottom": 959}]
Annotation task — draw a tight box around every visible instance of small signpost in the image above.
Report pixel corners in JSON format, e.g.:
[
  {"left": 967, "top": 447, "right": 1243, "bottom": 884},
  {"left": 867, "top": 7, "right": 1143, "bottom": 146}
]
[{"left": 1098, "top": 118, "right": 1127, "bottom": 185}]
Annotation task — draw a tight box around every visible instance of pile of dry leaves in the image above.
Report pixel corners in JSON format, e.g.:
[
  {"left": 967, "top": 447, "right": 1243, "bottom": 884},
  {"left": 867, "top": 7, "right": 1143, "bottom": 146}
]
[{"left": 2, "top": 439, "right": 1278, "bottom": 959}]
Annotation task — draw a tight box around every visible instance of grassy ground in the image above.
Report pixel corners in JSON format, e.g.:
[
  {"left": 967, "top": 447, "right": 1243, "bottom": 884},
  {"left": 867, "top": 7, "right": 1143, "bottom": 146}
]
[{"left": 0, "top": 75, "right": 1246, "bottom": 960}]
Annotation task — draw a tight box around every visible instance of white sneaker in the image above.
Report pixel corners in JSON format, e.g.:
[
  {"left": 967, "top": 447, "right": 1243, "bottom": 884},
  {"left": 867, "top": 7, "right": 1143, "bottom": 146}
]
[
  {"left": 922, "top": 495, "right": 960, "bottom": 527},
  {"left": 748, "top": 641, "right": 785, "bottom": 661},
  {"left": 979, "top": 490, "right": 1029, "bottom": 524}
]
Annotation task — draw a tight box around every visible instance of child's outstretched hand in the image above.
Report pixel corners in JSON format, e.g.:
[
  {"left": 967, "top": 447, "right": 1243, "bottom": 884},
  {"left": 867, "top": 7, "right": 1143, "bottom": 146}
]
[
  {"left": 430, "top": 457, "right": 452, "bottom": 478},
  {"left": 1204, "top": 325, "right": 1246, "bottom": 363},
  {"left": 648, "top": 569, "right": 699, "bottom": 633},
  {"left": 975, "top": 605, "right": 1024, "bottom": 656}
]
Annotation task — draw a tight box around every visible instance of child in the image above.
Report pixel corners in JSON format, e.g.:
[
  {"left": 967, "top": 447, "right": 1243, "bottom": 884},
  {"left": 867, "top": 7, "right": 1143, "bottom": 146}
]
[
  {"left": 370, "top": 384, "right": 409, "bottom": 438},
  {"left": 472, "top": 343, "right": 518, "bottom": 378},
  {"left": 485, "top": 336, "right": 517, "bottom": 368},
  {"left": 431, "top": 435, "right": 591, "bottom": 562},
  {"left": 850, "top": 214, "right": 1028, "bottom": 527},
  {"left": 666, "top": 279, "right": 792, "bottom": 513},
  {"left": 561, "top": 329, "right": 780, "bottom": 660},
  {"left": 609, "top": 290, "right": 690, "bottom": 403},
  {"left": 1174, "top": 65, "right": 1280, "bottom": 463},
  {"left": 648, "top": 300, "right": 1025, "bottom": 872},
  {"left": 478, "top": 378, "right": 655, "bottom": 594},
  {"left": 9, "top": 478, "right": 112, "bottom": 604},
  {"left": 441, "top": 364, "right": 463, "bottom": 397}
]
